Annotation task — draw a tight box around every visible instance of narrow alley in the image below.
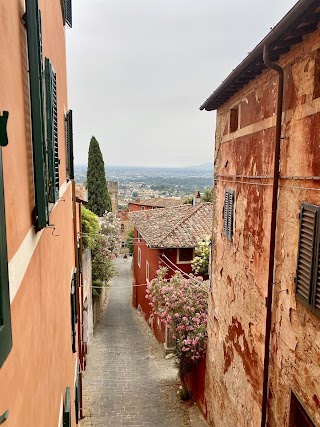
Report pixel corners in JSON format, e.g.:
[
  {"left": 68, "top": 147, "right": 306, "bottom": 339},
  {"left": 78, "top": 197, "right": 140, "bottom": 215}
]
[{"left": 81, "top": 258, "right": 207, "bottom": 427}]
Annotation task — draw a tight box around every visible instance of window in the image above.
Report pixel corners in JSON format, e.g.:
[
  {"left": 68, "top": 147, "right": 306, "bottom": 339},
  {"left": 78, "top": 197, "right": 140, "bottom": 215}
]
[
  {"left": 289, "top": 392, "right": 315, "bottom": 427},
  {"left": 64, "top": 0, "right": 72, "bottom": 28},
  {"left": 177, "top": 248, "right": 194, "bottom": 264},
  {"left": 0, "top": 147, "right": 12, "bottom": 368},
  {"left": 146, "top": 261, "right": 149, "bottom": 282},
  {"left": 65, "top": 110, "right": 74, "bottom": 180},
  {"left": 141, "top": 206, "right": 145, "bottom": 211},
  {"left": 45, "top": 58, "right": 59, "bottom": 203},
  {"left": 121, "top": 223, "right": 124, "bottom": 232},
  {"left": 75, "top": 366, "right": 80, "bottom": 424},
  {"left": 313, "top": 49, "right": 320, "bottom": 99},
  {"left": 295, "top": 203, "right": 320, "bottom": 317},
  {"left": 138, "top": 247, "right": 141, "bottom": 267},
  {"left": 63, "top": 387, "right": 71, "bottom": 427},
  {"left": 223, "top": 189, "right": 235, "bottom": 241},
  {"left": 25, "top": 0, "right": 49, "bottom": 229},
  {"left": 70, "top": 272, "right": 77, "bottom": 353},
  {"left": 137, "top": 231, "right": 142, "bottom": 242},
  {"left": 229, "top": 107, "right": 239, "bottom": 133}
]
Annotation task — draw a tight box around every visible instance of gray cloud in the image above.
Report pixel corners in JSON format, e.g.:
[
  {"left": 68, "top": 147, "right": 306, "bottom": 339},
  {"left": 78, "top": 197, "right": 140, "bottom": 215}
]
[{"left": 66, "top": 0, "right": 297, "bottom": 167}]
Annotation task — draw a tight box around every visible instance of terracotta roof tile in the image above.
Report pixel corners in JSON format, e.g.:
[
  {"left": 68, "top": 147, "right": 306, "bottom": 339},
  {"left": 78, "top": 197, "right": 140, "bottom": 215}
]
[
  {"left": 130, "top": 198, "right": 183, "bottom": 208},
  {"left": 130, "top": 203, "right": 213, "bottom": 248}
]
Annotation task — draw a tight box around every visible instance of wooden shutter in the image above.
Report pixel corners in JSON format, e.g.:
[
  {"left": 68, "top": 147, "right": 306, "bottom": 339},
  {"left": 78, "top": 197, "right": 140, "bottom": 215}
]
[
  {"left": 63, "top": 387, "right": 71, "bottom": 427},
  {"left": 25, "top": 0, "right": 49, "bottom": 229},
  {"left": 295, "top": 204, "right": 319, "bottom": 309},
  {"left": 312, "top": 234, "right": 320, "bottom": 317},
  {"left": 223, "top": 189, "right": 234, "bottom": 241},
  {"left": 75, "top": 368, "right": 80, "bottom": 424},
  {"left": 227, "top": 190, "right": 234, "bottom": 241},
  {"left": 71, "top": 274, "right": 77, "bottom": 353},
  {"left": 45, "top": 58, "right": 59, "bottom": 203},
  {"left": 65, "top": 110, "right": 74, "bottom": 180},
  {"left": 0, "top": 148, "right": 12, "bottom": 368},
  {"left": 64, "top": 0, "right": 72, "bottom": 28},
  {"left": 223, "top": 190, "right": 228, "bottom": 236}
]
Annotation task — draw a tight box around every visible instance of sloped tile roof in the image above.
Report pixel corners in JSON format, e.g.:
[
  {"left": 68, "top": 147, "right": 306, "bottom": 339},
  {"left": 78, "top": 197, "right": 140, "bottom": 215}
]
[
  {"left": 130, "top": 203, "right": 213, "bottom": 248},
  {"left": 130, "top": 198, "right": 183, "bottom": 208}
]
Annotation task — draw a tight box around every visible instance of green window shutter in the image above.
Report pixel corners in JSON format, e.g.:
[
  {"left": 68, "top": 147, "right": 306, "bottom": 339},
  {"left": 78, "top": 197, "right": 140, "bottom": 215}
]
[
  {"left": 295, "top": 202, "right": 320, "bottom": 318},
  {"left": 65, "top": 110, "right": 74, "bottom": 180},
  {"left": 223, "top": 189, "right": 234, "bottom": 241},
  {"left": 227, "top": 190, "right": 234, "bottom": 241},
  {"left": 70, "top": 274, "right": 77, "bottom": 353},
  {"left": 63, "top": 387, "right": 71, "bottom": 427},
  {"left": 75, "top": 367, "right": 80, "bottom": 424},
  {"left": 77, "top": 241, "right": 81, "bottom": 274},
  {"left": 0, "top": 148, "right": 12, "bottom": 368},
  {"left": 45, "top": 58, "right": 59, "bottom": 203},
  {"left": 25, "top": 0, "right": 49, "bottom": 229},
  {"left": 64, "top": 0, "right": 72, "bottom": 28}
]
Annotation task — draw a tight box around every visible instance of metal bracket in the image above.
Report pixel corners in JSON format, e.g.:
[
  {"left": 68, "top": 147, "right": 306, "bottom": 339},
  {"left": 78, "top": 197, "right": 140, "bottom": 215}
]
[
  {"left": 0, "top": 111, "right": 9, "bottom": 147},
  {"left": 0, "top": 410, "right": 9, "bottom": 425}
]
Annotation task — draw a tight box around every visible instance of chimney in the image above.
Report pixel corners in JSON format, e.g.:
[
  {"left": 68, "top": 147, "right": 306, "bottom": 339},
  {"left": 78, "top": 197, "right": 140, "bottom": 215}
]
[{"left": 193, "top": 190, "right": 201, "bottom": 206}]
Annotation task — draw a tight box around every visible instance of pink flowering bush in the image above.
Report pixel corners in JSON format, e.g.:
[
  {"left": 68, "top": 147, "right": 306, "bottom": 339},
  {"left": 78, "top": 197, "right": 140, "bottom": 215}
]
[{"left": 146, "top": 268, "right": 208, "bottom": 373}]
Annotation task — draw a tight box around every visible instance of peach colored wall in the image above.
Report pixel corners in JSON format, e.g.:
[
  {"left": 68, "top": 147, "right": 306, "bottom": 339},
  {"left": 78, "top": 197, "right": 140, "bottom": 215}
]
[
  {"left": 206, "top": 28, "right": 320, "bottom": 427},
  {"left": 0, "top": 1, "right": 78, "bottom": 425}
]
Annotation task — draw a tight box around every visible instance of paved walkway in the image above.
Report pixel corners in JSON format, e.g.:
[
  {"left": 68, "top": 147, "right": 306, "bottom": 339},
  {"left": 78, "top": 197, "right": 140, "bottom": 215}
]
[{"left": 81, "top": 258, "right": 207, "bottom": 427}]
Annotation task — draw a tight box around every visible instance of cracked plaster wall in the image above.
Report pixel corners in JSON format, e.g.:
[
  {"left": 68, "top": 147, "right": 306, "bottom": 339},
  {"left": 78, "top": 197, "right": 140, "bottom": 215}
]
[{"left": 206, "top": 28, "right": 320, "bottom": 427}]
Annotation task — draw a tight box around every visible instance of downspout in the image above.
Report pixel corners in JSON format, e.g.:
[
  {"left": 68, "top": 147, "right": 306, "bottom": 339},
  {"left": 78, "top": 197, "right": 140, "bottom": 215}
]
[{"left": 260, "top": 45, "right": 284, "bottom": 427}]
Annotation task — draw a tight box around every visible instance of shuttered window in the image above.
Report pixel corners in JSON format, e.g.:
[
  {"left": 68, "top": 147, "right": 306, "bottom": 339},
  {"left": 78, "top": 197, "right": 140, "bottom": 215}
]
[
  {"left": 0, "top": 147, "right": 12, "bottom": 368},
  {"left": 65, "top": 110, "right": 74, "bottom": 180},
  {"left": 45, "top": 58, "right": 59, "bottom": 203},
  {"left": 25, "top": 0, "right": 49, "bottom": 230},
  {"left": 64, "top": 0, "right": 72, "bottom": 28},
  {"left": 63, "top": 387, "right": 71, "bottom": 427},
  {"left": 295, "top": 203, "right": 320, "bottom": 318},
  {"left": 70, "top": 273, "right": 77, "bottom": 353},
  {"left": 223, "top": 189, "right": 234, "bottom": 241},
  {"left": 75, "top": 367, "right": 80, "bottom": 424}
]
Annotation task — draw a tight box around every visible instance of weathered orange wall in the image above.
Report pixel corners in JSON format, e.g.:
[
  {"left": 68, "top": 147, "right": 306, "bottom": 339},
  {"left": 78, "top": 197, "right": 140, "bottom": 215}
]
[
  {"left": 0, "top": 1, "right": 78, "bottom": 425},
  {"left": 207, "top": 27, "right": 320, "bottom": 427}
]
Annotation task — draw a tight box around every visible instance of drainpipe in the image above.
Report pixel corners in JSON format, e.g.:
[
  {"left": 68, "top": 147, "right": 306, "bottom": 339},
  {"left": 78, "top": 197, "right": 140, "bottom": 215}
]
[{"left": 260, "top": 45, "right": 284, "bottom": 427}]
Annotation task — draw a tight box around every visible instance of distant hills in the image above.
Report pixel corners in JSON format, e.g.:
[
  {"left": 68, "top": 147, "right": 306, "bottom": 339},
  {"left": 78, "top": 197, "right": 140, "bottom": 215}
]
[{"left": 185, "top": 162, "right": 213, "bottom": 170}]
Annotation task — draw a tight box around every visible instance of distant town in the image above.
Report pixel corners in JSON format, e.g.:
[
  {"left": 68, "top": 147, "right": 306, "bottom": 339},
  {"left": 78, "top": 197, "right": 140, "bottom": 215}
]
[{"left": 74, "top": 163, "right": 214, "bottom": 207}]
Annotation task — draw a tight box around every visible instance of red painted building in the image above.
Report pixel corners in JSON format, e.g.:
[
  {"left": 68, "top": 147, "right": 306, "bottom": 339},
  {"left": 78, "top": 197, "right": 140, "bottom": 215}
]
[
  {"left": 201, "top": 1, "right": 320, "bottom": 425},
  {"left": 130, "top": 203, "right": 213, "bottom": 347}
]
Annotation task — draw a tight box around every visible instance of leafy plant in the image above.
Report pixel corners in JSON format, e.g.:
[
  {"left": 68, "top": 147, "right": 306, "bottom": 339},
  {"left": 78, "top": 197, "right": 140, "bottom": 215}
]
[
  {"left": 86, "top": 136, "right": 112, "bottom": 216},
  {"left": 191, "top": 236, "right": 211, "bottom": 276},
  {"left": 146, "top": 269, "right": 208, "bottom": 374},
  {"left": 126, "top": 229, "right": 134, "bottom": 255},
  {"left": 81, "top": 206, "right": 100, "bottom": 250}
]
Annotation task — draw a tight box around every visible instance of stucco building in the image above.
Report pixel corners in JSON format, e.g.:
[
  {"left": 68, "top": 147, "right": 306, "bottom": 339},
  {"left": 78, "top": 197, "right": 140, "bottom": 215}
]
[
  {"left": 130, "top": 203, "right": 213, "bottom": 345},
  {"left": 201, "top": 0, "right": 320, "bottom": 426},
  {"left": 0, "top": 1, "right": 84, "bottom": 425}
]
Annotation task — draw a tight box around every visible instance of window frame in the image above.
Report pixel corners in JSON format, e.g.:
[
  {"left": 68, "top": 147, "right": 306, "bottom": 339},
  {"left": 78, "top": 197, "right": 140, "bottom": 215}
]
[
  {"left": 177, "top": 248, "right": 194, "bottom": 264},
  {"left": 146, "top": 260, "right": 149, "bottom": 282},
  {"left": 137, "top": 247, "right": 141, "bottom": 268}
]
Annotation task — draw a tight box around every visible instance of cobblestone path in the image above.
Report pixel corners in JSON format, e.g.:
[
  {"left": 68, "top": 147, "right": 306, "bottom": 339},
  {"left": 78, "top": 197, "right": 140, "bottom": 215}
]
[{"left": 81, "top": 258, "right": 198, "bottom": 427}]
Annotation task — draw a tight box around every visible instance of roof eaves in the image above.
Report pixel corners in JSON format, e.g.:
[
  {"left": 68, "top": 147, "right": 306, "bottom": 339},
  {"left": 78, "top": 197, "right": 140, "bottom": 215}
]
[{"left": 200, "top": 0, "right": 320, "bottom": 111}]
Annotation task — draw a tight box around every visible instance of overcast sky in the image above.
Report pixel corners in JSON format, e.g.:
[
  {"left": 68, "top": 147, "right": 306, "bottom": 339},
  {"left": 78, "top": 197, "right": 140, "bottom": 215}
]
[{"left": 66, "top": 0, "right": 297, "bottom": 168}]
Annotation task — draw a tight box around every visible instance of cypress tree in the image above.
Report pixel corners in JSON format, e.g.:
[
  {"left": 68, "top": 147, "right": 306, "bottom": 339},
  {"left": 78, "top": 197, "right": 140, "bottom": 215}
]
[{"left": 86, "top": 136, "right": 112, "bottom": 216}]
